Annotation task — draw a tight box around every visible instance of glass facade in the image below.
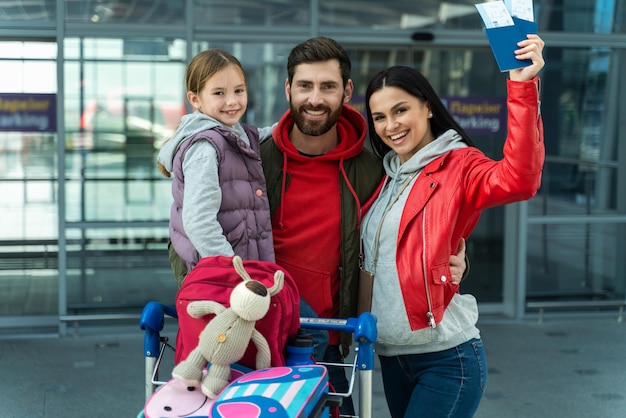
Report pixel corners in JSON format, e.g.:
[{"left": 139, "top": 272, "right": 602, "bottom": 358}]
[{"left": 1, "top": 0, "right": 625, "bottom": 332}]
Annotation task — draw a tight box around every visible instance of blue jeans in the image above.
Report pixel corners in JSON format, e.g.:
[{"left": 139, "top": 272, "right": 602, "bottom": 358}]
[
  {"left": 299, "top": 298, "right": 329, "bottom": 362},
  {"left": 379, "top": 339, "right": 487, "bottom": 418},
  {"left": 298, "top": 300, "right": 353, "bottom": 415}
]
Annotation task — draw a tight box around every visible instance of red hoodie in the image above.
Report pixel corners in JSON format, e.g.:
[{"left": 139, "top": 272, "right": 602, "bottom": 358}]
[{"left": 271, "top": 105, "right": 368, "bottom": 343}]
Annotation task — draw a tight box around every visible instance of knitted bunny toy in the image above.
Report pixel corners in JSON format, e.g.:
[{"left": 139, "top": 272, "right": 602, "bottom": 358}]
[{"left": 171, "top": 256, "right": 284, "bottom": 398}]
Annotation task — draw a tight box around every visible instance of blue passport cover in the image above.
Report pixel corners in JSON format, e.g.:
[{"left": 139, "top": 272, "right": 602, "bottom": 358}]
[
  {"left": 513, "top": 16, "right": 538, "bottom": 35},
  {"left": 485, "top": 25, "right": 533, "bottom": 72}
]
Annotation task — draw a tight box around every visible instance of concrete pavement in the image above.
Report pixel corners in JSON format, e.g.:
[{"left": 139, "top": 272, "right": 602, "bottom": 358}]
[{"left": 1, "top": 315, "right": 625, "bottom": 417}]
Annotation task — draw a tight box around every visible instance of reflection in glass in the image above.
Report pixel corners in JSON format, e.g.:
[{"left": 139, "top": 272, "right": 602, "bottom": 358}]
[
  {"left": 193, "top": 0, "right": 309, "bottom": 26},
  {"left": 62, "top": 38, "right": 186, "bottom": 223},
  {"left": 0, "top": 41, "right": 58, "bottom": 320},
  {"left": 65, "top": 0, "right": 185, "bottom": 25},
  {"left": 64, "top": 227, "right": 175, "bottom": 313},
  {"left": 320, "top": 0, "right": 482, "bottom": 30},
  {"left": 0, "top": 0, "right": 56, "bottom": 21},
  {"left": 534, "top": 46, "right": 622, "bottom": 217},
  {"left": 533, "top": 161, "right": 619, "bottom": 216},
  {"left": 527, "top": 223, "right": 625, "bottom": 302}
]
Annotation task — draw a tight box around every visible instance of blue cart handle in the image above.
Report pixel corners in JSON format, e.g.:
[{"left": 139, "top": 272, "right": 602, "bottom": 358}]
[
  {"left": 139, "top": 302, "right": 177, "bottom": 358},
  {"left": 300, "top": 312, "right": 378, "bottom": 371}
]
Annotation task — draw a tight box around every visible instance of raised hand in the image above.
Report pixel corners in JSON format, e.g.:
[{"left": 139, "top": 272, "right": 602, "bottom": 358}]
[{"left": 510, "top": 34, "right": 545, "bottom": 82}]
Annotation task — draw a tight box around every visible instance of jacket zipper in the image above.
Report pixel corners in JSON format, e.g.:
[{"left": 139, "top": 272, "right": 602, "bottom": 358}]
[{"left": 421, "top": 206, "right": 436, "bottom": 328}]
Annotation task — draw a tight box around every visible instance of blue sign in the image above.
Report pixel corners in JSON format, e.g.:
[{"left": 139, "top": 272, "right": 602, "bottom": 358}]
[
  {"left": 353, "top": 94, "right": 506, "bottom": 136},
  {"left": 442, "top": 96, "right": 507, "bottom": 136},
  {"left": 0, "top": 93, "right": 57, "bottom": 132}
]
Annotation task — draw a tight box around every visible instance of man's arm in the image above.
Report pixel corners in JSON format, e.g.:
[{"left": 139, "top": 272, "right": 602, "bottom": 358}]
[{"left": 450, "top": 238, "right": 469, "bottom": 285}]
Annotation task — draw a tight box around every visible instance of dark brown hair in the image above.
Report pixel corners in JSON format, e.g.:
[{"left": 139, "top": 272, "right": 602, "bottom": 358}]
[
  {"left": 287, "top": 37, "right": 351, "bottom": 87},
  {"left": 365, "top": 66, "right": 474, "bottom": 158}
]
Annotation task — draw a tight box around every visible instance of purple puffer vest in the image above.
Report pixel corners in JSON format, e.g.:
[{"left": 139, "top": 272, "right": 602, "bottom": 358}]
[{"left": 169, "top": 124, "right": 275, "bottom": 271}]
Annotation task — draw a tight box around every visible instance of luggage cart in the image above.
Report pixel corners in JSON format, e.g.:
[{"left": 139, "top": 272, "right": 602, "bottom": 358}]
[{"left": 138, "top": 301, "right": 377, "bottom": 418}]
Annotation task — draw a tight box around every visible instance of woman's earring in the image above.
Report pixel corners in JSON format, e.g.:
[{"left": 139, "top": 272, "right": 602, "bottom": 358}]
[{"left": 428, "top": 112, "right": 433, "bottom": 118}]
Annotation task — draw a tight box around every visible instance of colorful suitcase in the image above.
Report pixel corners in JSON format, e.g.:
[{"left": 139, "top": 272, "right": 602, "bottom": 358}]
[{"left": 210, "top": 365, "right": 330, "bottom": 418}]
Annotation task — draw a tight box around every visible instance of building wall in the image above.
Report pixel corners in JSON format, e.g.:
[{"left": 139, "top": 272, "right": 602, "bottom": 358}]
[{"left": 1, "top": 0, "right": 625, "bottom": 332}]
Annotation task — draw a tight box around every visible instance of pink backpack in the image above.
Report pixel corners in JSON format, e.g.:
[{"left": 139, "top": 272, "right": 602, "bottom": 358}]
[{"left": 174, "top": 255, "right": 300, "bottom": 369}]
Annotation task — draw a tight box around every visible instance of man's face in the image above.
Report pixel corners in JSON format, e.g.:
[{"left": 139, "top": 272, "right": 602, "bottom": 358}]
[{"left": 286, "top": 59, "right": 352, "bottom": 137}]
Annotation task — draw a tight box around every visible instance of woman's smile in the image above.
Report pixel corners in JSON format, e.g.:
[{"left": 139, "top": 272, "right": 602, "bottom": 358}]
[{"left": 389, "top": 130, "right": 409, "bottom": 141}]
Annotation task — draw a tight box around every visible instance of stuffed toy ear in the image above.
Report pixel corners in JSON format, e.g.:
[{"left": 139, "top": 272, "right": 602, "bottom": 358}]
[
  {"left": 232, "top": 256, "right": 252, "bottom": 282},
  {"left": 268, "top": 270, "right": 284, "bottom": 295}
]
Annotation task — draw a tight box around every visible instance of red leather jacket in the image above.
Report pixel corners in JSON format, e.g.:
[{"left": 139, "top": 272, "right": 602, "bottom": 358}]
[{"left": 397, "top": 77, "right": 544, "bottom": 330}]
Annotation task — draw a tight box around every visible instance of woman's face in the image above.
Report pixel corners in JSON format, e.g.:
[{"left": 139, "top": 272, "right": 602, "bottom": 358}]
[{"left": 369, "top": 86, "right": 435, "bottom": 164}]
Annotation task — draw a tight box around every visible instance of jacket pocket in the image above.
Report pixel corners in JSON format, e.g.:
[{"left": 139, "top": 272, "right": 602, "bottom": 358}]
[
  {"left": 226, "top": 219, "right": 247, "bottom": 248},
  {"left": 276, "top": 257, "right": 334, "bottom": 317},
  {"left": 428, "top": 262, "right": 452, "bottom": 316},
  {"left": 430, "top": 262, "right": 453, "bottom": 287}
]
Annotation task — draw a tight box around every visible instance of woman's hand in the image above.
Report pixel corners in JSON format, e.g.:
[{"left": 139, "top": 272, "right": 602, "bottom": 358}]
[{"left": 510, "top": 34, "right": 545, "bottom": 82}]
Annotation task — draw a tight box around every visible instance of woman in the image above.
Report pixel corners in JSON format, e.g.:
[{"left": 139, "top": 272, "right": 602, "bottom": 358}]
[{"left": 362, "top": 35, "right": 545, "bottom": 417}]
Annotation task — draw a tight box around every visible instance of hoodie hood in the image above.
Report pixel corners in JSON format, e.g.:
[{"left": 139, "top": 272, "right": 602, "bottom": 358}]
[
  {"left": 270, "top": 103, "right": 370, "bottom": 231},
  {"left": 273, "top": 104, "right": 367, "bottom": 162},
  {"left": 383, "top": 129, "right": 468, "bottom": 183},
  {"left": 156, "top": 111, "right": 248, "bottom": 174}
]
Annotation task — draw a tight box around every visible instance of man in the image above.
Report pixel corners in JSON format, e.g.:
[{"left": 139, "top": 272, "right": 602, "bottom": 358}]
[{"left": 261, "top": 37, "right": 466, "bottom": 415}]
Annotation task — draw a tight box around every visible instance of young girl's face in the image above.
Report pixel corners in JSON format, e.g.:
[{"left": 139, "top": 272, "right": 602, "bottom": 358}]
[
  {"left": 369, "top": 86, "right": 434, "bottom": 164},
  {"left": 187, "top": 65, "right": 247, "bottom": 128}
]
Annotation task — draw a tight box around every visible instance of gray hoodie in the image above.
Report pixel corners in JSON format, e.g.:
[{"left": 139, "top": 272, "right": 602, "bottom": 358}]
[{"left": 362, "top": 129, "right": 481, "bottom": 356}]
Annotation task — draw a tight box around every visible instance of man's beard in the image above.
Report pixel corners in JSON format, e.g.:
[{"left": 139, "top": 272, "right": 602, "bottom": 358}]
[{"left": 290, "top": 100, "right": 343, "bottom": 137}]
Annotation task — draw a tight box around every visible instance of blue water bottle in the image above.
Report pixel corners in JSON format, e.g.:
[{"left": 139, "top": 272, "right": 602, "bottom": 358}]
[{"left": 285, "top": 328, "right": 314, "bottom": 366}]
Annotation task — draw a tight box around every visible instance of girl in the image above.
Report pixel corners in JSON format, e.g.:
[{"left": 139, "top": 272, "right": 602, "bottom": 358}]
[
  {"left": 157, "top": 49, "right": 275, "bottom": 287},
  {"left": 158, "top": 49, "right": 333, "bottom": 365},
  {"left": 362, "top": 35, "right": 545, "bottom": 417}
]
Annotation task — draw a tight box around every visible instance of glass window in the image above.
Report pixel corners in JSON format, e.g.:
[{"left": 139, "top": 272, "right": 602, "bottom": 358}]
[
  {"left": 193, "top": 0, "right": 309, "bottom": 27},
  {"left": 0, "top": 60, "right": 56, "bottom": 93},
  {"left": 0, "top": 41, "right": 56, "bottom": 59},
  {"left": 0, "top": 41, "right": 57, "bottom": 241},
  {"left": 65, "top": 0, "right": 185, "bottom": 25},
  {"left": 63, "top": 38, "right": 186, "bottom": 223},
  {"left": 0, "top": 0, "right": 56, "bottom": 22},
  {"left": 65, "top": 227, "right": 174, "bottom": 313},
  {"left": 534, "top": 161, "right": 620, "bottom": 216},
  {"left": 530, "top": 47, "right": 623, "bottom": 217},
  {"left": 538, "top": 0, "right": 622, "bottom": 33},
  {"left": 0, "top": 40, "right": 58, "bottom": 319},
  {"left": 319, "top": 0, "right": 483, "bottom": 30},
  {"left": 526, "top": 223, "right": 625, "bottom": 302},
  {"left": 65, "top": 38, "right": 183, "bottom": 61},
  {"left": 317, "top": 0, "right": 626, "bottom": 33}
]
